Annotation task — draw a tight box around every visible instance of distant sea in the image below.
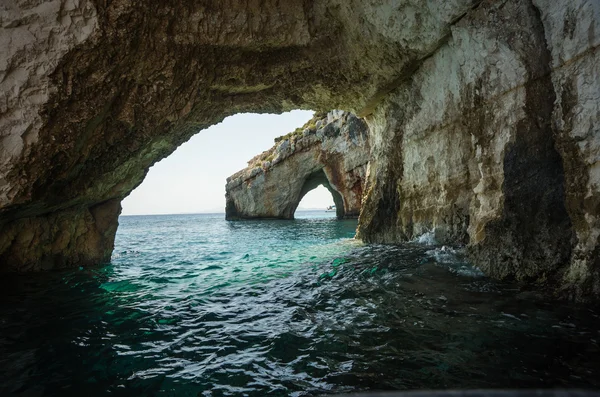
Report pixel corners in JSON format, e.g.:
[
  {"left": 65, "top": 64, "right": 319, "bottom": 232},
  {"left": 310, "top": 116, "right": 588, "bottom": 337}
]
[{"left": 1, "top": 211, "right": 599, "bottom": 396}]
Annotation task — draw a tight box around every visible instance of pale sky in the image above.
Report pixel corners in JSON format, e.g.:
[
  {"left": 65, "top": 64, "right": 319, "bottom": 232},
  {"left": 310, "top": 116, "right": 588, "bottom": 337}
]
[{"left": 121, "top": 111, "right": 336, "bottom": 215}]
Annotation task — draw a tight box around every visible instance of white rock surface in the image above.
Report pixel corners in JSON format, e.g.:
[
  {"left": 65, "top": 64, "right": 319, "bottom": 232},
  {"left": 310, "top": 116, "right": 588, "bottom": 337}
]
[
  {"left": 226, "top": 112, "right": 370, "bottom": 220},
  {"left": 0, "top": 0, "right": 97, "bottom": 204}
]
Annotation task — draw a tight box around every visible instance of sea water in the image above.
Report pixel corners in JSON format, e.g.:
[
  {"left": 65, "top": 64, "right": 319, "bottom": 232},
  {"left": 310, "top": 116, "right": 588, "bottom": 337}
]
[{"left": 0, "top": 211, "right": 599, "bottom": 396}]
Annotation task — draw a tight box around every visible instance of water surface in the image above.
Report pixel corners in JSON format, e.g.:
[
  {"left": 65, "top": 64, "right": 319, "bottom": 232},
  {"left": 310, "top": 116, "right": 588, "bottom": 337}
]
[{"left": 1, "top": 212, "right": 599, "bottom": 396}]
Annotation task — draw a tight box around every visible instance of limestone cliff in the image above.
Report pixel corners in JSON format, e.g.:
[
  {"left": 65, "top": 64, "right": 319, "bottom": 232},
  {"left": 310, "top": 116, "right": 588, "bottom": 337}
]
[
  {"left": 0, "top": 0, "right": 599, "bottom": 300},
  {"left": 225, "top": 111, "right": 369, "bottom": 220},
  {"left": 356, "top": 0, "right": 600, "bottom": 300}
]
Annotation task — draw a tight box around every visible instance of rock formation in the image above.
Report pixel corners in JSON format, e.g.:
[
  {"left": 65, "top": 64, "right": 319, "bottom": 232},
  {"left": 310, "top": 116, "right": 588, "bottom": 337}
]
[
  {"left": 356, "top": 0, "right": 600, "bottom": 300},
  {"left": 0, "top": 0, "right": 598, "bottom": 300},
  {"left": 225, "top": 111, "right": 369, "bottom": 220}
]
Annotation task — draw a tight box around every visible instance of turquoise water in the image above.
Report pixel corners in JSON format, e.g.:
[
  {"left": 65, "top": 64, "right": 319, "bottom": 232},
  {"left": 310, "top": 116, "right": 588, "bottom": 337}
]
[{"left": 1, "top": 211, "right": 599, "bottom": 396}]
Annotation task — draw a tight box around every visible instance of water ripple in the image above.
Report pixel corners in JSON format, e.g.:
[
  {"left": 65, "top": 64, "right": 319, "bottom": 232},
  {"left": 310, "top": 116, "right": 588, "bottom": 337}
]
[{"left": 0, "top": 213, "right": 599, "bottom": 396}]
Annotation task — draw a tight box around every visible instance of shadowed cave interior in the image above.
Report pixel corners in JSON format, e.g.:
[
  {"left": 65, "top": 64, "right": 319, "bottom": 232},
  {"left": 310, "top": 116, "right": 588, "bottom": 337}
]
[{"left": 0, "top": 1, "right": 598, "bottom": 302}]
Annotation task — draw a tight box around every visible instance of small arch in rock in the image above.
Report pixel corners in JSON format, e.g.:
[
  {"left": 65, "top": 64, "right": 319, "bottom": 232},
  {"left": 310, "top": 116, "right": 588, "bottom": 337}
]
[{"left": 291, "top": 169, "right": 345, "bottom": 219}]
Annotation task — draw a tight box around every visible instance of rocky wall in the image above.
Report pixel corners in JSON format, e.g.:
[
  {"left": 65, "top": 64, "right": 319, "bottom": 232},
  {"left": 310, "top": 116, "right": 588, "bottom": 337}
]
[
  {"left": 357, "top": 0, "right": 600, "bottom": 300},
  {"left": 225, "top": 111, "right": 370, "bottom": 220}
]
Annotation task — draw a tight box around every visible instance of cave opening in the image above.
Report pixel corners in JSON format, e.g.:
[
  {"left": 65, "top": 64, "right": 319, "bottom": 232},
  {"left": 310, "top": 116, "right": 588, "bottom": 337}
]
[
  {"left": 120, "top": 110, "right": 315, "bottom": 216},
  {"left": 294, "top": 185, "right": 338, "bottom": 218},
  {"left": 293, "top": 169, "right": 345, "bottom": 219}
]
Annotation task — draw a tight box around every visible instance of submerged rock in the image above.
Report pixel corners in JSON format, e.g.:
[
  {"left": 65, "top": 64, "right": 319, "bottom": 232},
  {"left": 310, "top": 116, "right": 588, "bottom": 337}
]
[{"left": 225, "top": 111, "right": 370, "bottom": 220}]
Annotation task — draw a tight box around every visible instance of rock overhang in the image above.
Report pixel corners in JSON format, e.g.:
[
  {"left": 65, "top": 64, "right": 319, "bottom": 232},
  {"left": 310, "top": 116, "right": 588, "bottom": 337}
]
[{"left": 0, "top": 0, "right": 598, "bottom": 301}]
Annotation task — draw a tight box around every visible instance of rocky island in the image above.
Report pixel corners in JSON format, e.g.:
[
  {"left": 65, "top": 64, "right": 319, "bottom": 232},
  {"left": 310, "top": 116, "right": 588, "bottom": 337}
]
[
  {"left": 225, "top": 111, "right": 370, "bottom": 220},
  {"left": 0, "top": 0, "right": 598, "bottom": 300}
]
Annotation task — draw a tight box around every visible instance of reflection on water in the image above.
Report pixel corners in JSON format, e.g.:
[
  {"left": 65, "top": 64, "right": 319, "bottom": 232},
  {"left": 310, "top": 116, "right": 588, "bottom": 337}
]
[{"left": 0, "top": 213, "right": 599, "bottom": 396}]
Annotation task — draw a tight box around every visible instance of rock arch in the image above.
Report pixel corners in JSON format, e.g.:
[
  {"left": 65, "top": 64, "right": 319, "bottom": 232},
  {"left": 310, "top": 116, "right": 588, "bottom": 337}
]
[
  {"left": 1, "top": 1, "right": 599, "bottom": 299},
  {"left": 225, "top": 112, "right": 369, "bottom": 220},
  {"left": 297, "top": 170, "right": 345, "bottom": 219}
]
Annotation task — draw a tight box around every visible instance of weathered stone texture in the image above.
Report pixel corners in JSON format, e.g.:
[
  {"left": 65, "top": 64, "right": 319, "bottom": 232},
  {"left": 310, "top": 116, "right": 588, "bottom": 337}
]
[
  {"left": 0, "top": 0, "right": 97, "bottom": 205},
  {"left": 534, "top": 0, "right": 600, "bottom": 298},
  {"left": 0, "top": 199, "right": 120, "bottom": 271},
  {"left": 357, "top": 0, "right": 599, "bottom": 300},
  {"left": 225, "top": 111, "right": 370, "bottom": 220}
]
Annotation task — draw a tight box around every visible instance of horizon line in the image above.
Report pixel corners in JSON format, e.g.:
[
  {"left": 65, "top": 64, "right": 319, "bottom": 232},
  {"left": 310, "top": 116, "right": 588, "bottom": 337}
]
[{"left": 120, "top": 208, "right": 331, "bottom": 217}]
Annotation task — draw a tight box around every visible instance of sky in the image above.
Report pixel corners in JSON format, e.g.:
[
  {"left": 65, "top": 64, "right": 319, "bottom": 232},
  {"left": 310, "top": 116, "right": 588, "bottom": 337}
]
[{"left": 121, "top": 111, "right": 336, "bottom": 215}]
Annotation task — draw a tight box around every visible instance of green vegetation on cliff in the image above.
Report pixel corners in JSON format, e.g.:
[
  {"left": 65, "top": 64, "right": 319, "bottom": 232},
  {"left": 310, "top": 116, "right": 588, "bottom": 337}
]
[{"left": 274, "top": 111, "right": 327, "bottom": 143}]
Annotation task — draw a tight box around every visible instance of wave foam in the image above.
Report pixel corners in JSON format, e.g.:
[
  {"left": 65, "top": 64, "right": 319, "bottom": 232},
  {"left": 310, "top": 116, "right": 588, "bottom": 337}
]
[
  {"left": 412, "top": 230, "right": 437, "bottom": 246},
  {"left": 426, "top": 246, "right": 484, "bottom": 278}
]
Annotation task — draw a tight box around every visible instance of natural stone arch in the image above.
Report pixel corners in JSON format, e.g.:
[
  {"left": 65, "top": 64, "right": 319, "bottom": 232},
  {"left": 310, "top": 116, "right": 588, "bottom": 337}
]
[
  {"left": 1, "top": 0, "right": 599, "bottom": 300},
  {"left": 225, "top": 112, "right": 369, "bottom": 221},
  {"left": 295, "top": 170, "right": 345, "bottom": 219}
]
